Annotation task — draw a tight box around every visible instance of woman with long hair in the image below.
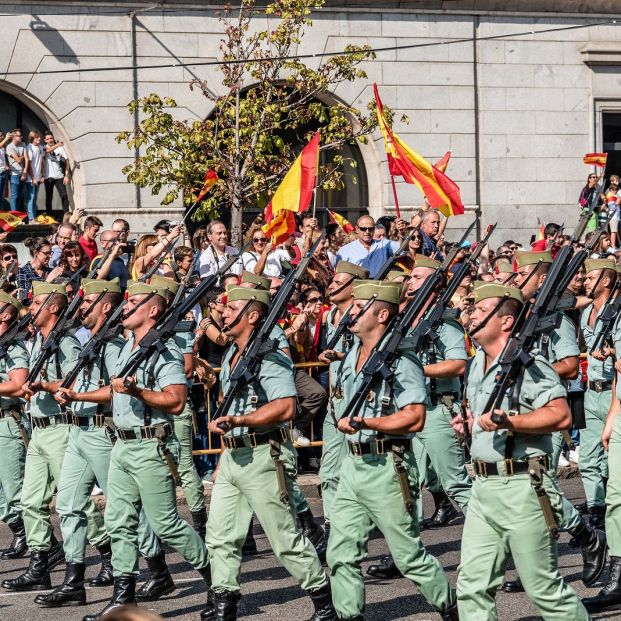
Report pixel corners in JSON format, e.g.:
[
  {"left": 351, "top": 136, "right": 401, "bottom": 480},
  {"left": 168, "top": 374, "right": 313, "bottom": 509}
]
[{"left": 130, "top": 225, "right": 180, "bottom": 280}]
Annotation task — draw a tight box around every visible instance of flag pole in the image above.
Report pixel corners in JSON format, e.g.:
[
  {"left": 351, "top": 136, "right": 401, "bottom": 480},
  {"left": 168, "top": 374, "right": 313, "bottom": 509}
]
[{"left": 389, "top": 172, "right": 401, "bottom": 219}]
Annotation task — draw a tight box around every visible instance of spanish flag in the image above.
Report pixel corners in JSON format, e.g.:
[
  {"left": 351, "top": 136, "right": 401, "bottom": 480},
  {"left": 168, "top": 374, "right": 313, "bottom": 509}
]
[
  {"left": 583, "top": 153, "right": 608, "bottom": 168},
  {"left": 196, "top": 169, "right": 218, "bottom": 202},
  {"left": 265, "top": 132, "right": 320, "bottom": 223},
  {"left": 327, "top": 209, "right": 355, "bottom": 234},
  {"left": 374, "top": 84, "right": 464, "bottom": 217},
  {"left": 262, "top": 209, "right": 297, "bottom": 246},
  {"left": 0, "top": 211, "right": 27, "bottom": 232},
  {"left": 434, "top": 151, "right": 451, "bottom": 173}
]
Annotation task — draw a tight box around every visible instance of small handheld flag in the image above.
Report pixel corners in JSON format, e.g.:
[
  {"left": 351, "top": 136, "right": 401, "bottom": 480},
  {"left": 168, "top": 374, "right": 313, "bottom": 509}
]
[
  {"left": 327, "top": 209, "right": 355, "bottom": 234},
  {"left": 583, "top": 153, "right": 608, "bottom": 168}
]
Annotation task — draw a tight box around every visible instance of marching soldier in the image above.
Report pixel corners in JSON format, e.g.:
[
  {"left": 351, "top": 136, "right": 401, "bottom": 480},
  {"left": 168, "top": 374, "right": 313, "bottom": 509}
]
[
  {"left": 327, "top": 280, "right": 457, "bottom": 621},
  {"left": 83, "top": 280, "right": 211, "bottom": 621},
  {"left": 2, "top": 282, "right": 109, "bottom": 593},
  {"left": 205, "top": 286, "right": 337, "bottom": 621},
  {"left": 453, "top": 283, "right": 588, "bottom": 620},
  {"left": 0, "top": 292, "right": 30, "bottom": 560}
]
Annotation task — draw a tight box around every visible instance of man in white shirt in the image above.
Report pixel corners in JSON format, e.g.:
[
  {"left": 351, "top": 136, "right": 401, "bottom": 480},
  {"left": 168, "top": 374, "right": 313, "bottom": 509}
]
[
  {"left": 43, "top": 131, "right": 71, "bottom": 214},
  {"left": 198, "top": 220, "right": 241, "bottom": 278},
  {"left": 5, "top": 129, "right": 27, "bottom": 213},
  {"left": 25, "top": 131, "right": 44, "bottom": 223}
]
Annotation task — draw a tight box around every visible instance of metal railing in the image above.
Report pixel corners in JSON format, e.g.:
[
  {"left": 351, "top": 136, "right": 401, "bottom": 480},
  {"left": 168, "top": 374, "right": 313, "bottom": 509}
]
[{"left": 192, "top": 360, "right": 329, "bottom": 456}]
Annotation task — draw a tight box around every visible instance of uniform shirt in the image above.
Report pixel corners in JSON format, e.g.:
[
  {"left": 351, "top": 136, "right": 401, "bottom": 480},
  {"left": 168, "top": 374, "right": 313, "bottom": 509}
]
[
  {"left": 612, "top": 314, "right": 621, "bottom": 401},
  {"left": 534, "top": 311, "right": 580, "bottom": 364},
  {"left": 413, "top": 319, "right": 468, "bottom": 396},
  {"left": 171, "top": 331, "right": 194, "bottom": 388},
  {"left": 467, "top": 348, "right": 566, "bottom": 463},
  {"left": 112, "top": 334, "right": 187, "bottom": 429},
  {"left": 29, "top": 332, "right": 81, "bottom": 418},
  {"left": 219, "top": 347, "right": 296, "bottom": 438},
  {"left": 581, "top": 303, "right": 615, "bottom": 382},
  {"left": 0, "top": 341, "right": 29, "bottom": 409},
  {"left": 73, "top": 336, "right": 125, "bottom": 418},
  {"left": 333, "top": 339, "right": 427, "bottom": 444},
  {"left": 335, "top": 239, "right": 399, "bottom": 278}
]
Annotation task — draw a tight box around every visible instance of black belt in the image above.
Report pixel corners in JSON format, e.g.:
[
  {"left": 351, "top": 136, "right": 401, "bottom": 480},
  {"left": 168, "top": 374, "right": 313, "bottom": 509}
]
[
  {"left": 348, "top": 438, "right": 410, "bottom": 457},
  {"left": 72, "top": 413, "right": 108, "bottom": 428},
  {"left": 588, "top": 380, "right": 613, "bottom": 393},
  {"left": 32, "top": 413, "right": 79, "bottom": 429},
  {"left": 222, "top": 428, "right": 290, "bottom": 450},
  {"left": 430, "top": 391, "right": 460, "bottom": 407},
  {"left": 473, "top": 455, "right": 550, "bottom": 477},
  {"left": 116, "top": 423, "right": 173, "bottom": 441}
]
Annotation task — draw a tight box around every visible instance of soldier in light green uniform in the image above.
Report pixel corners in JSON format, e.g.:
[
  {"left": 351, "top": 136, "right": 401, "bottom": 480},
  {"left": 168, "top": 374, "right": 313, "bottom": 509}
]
[
  {"left": 2, "top": 282, "right": 108, "bottom": 594},
  {"left": 317, "top": 262, "right": 368, "bottom": 561},
  {"left": 327, "top": 280, "right": 457, "bottom": 621},
  {"left": 454, "top": 283, "right": 588, "bottom": 620},
  {"left": 33, "top": 278, "right": 160, "bottom": 608},
  {"left": 205, "top": 286, "right": 337, "bottom": 621},
  {"left": 0, "top": 292, "right": 30, "bottom": 561},
  {"left": 579, "top": 258, "right": 617, "bottom": 529},
  {"left": 83, "top": 280, "right": 211, "bottom": 621}
]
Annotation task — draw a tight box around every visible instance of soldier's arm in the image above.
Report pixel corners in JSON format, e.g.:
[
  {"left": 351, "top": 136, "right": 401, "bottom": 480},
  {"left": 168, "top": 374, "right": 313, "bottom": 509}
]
[
  {"left": 0, "top": 368, "right": 28, "bottom": 397},
  {"left": 111, "top": 378, "right": 187, "bottom": 416},
  {"left": 603, "top": 375, "right": 620, "bottom": 451},
  {"left": 552, "top": 355, "right": 579, "bottom": 380},
  {"left": 59, "top": 385, "right": 111, "bottom": 405},
  {"left": 478, "top": 397, "right": 571, "bottom": 434},
  {"left": 352, "top": 403, "right": 425, "bottom": 435},
  {"left": 423, "top": 359, "right": 465, "bottom": 378},
  {"left": 217, "top": 396, "right": 295, "bottom": 432}
]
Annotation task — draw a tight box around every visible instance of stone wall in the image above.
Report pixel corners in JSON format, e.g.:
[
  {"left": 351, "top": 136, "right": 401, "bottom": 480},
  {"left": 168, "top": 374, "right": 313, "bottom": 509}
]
[{"left": 1, "top": 2, "right": 621, "bottom": 242}]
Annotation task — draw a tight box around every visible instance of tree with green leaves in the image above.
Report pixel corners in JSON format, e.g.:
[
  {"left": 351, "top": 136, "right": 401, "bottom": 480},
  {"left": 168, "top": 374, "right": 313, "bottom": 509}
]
[{"left": 116, "top": 0, "right": 379, "bottom": 243}]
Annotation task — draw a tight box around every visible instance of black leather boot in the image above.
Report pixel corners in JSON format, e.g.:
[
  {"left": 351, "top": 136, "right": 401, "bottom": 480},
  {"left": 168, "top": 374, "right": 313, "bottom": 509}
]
[
  {"left": 574, "top": 501, "right": 589, "bottom": 515},
  {"left": 192, "top": 507, "right": 208, "bottom": 541},
  {"left": 589, "top": 505, "right": 606, "bottom": 530},
  {"left": 34, "top": 562, "right": 86, "bottom": 607},
  {"left": 1, "top": 518, "right": 28, "bottom": 560},
  {"left": 298, "top": 508, "right": 324, "bottom": 547},
  {"left": 366, "top": 554, "right": 402, "bottom": 580},
  {"left": 88, "top": 541, "right": 113, "bottom": 587},
  {"left": 48, "top": 534, "right": 65, "bottom": 571},
  {"left": 439, "top": 602, "right": 459, "bottom": 620},
  {"left": 135, "top": 550, "right": 175, "bottom": 601},
  {"left": 499, "top": 577, "right": 524, "bottom": 593},
  {"left": 316, "top": 521, "right": 330, "bottom": 565},
  {"left": 242, "top": 522, "right": 257, "bottom": 556},
  {"left": 198, "top": 565, "right": 215, "bottom": 620},
  {"left": 422, "top": 491, "right": 459, "bottom": 529},
  {"left": 583, "top": 556, "right": 621, "bottom": 613},
  {"left": 207, "top": 590, "right": 240, "bottom": 621},
  {"left": 2, "top": 550, "right": 51, "bottom": 591},
  {"left": 568, "top": 519, "right": 607, "bottom": 586},
  {"left": 308, "top": 583, "right": 338, "bottom": 620},
  {"left": 82, "top": 574, "right": 136, "bottom": 621}
]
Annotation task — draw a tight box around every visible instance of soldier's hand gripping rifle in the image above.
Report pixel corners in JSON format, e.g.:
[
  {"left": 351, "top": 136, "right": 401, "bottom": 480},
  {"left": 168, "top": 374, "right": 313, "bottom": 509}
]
[
  {"left": 341, "top": 223, "right": 475, "bottom": 432},
  {"left": 588, "top": 269, "right": 621, "bottom": 355},
  {"left": 211, "top": 233, "right": 327, "bottom": 430}
]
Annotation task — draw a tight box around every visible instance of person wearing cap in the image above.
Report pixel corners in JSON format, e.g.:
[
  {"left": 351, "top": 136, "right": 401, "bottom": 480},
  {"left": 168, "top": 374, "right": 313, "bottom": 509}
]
[
  {"left": 578, "top": 258, "right": 617, "bottom": 530},
  {"left": 205, "top": 286, "right": 338, "bottom": 621},
  {"left": 3, "top": 282, "right": 105, "bottom": 593},
  {"left": 316, "top": 261, "right": 369, "bottom": 562},
  {"left": 0, "top": 293, "right": 30, "bottom": 562},
  {"left": 493, "top": 260, "right": 515, "bottom": 285},
  {"left": 453, "top": 282, "right": 588, "bottom": 620},
  {"left": 83, "top": 280, "right": 211, "bottom": 621},
  {"left": 327, "top": 279, "right": 457, "bottom": 621}
]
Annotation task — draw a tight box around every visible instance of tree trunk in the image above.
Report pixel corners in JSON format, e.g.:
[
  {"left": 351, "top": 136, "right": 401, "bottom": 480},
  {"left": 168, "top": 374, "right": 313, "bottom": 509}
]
[{"left": 230, "top": 203, "right": 243, "bottom": 248}]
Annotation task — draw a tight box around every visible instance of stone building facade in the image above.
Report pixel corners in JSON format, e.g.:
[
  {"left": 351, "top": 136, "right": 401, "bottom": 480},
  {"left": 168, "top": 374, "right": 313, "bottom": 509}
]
[{"left": 2, "top": 1, "right": 621, "bottom": 243}]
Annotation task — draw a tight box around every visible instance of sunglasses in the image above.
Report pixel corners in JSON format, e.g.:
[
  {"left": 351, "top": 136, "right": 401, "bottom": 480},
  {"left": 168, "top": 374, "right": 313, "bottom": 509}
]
[
  {"left": 589, "top": 175, "right": 597, "bottom": 179},
  {"left": 307, "top": 297, "right": 324, "bottom": 303},
  {"left": 253, "top": 238, "right": 267, "bottom": 243},
  {"left": 2, "top": 255, "right": 17, "bottom": 261},
  {"left": 358, "top": 227, "right": 374, "bottom": 232}
]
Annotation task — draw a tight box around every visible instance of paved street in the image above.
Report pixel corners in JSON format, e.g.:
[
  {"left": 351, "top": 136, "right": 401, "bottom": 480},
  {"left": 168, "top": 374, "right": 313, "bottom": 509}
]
[{"left": 0, "top": 477, "right": 616, "bottom": 621}]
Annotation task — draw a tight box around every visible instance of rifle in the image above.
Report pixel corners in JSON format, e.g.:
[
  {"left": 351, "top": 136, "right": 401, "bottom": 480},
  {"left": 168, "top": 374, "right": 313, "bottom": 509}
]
[
  {"left": 210, "top": 233, "right": 326, "bottom": 427},
  {"left": 341, "top": 222, "right": 475, "bottom": 431},
  {"left": 117, "top": 248, "right": 244, "bottom": 385},
  {"left": 589, "top": 273, "right": 621, "bottom": 354}
]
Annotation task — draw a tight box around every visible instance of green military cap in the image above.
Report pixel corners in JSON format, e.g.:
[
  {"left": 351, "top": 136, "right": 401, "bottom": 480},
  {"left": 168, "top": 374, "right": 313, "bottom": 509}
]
[
  {"left": 227, "top": 286, "right": 271, "bottom": 307},
  {"left": 473, "top": 282, "right": 524, "bottom": 304},
  {"left": 385, "top": 270, "right": 408, "bottom": 282},
  {"left": 149, "top": 274, "right": 180, "bottom": 295},
  {"left": 515, "top": 251, "right": 552, "bottom": 268},
  {"left": 32, "top": 281, "right": 67, "bottom": 299},
  {"left": 241, "top": 270, "right": 270, "bottom": 291},
  {"left": 81, "top": 278, "right": 121, "bottom": 295},
  {"left": 585, "top": 258, "right": 617, "bottom": 274},
  {"left": 496, "top": 261, "right": 514, "bottom": 274},
  {"left": 0, "top": 291, "right": 22, "bottom": 313},
  {"left": 353, "top": 280, "right": 401, "bottom": 305},
  {"left": 414, "top": 257, "right": 441, "bottom": 270},
  {"left": 127, "top": 280, "right": 169, "bottom": 300},
  {"left": 335, "top": 261, "right": 369, "bottom": 280}
]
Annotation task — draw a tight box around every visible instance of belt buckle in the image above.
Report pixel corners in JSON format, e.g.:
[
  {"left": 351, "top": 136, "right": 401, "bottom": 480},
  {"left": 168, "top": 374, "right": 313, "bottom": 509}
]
[
  {"left": 476, "top": 461, "right": 487, "bottom": 478},
  {"left": 223, "top": 436, "right": 234, "bottom": 450},
  {"left": 247, "top": 433, "right": 257, "bottom": 449},
  {"left": 279, "top": 427, "right": 289, "bottom": 443},
  {"left": 351, "top": 442, "right": 362, "bottom": 457},
  {"left": 503, "top": 459, "right": 514, "bottom": 477},
  {"left": 144, "top": 427, "right": 154, "bottom": 439},
  {"left": 375, "top": 439, "right": 385, "bottom": 455}
]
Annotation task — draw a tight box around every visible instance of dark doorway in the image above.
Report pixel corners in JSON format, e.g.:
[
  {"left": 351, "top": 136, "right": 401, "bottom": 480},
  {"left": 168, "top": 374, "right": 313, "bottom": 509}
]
[{"left": 603, "top": 112, "right": 621, "bottom": 177}]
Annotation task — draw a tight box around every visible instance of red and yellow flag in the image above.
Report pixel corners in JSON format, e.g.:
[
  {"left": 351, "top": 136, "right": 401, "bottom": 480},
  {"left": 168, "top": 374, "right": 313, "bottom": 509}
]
[
  {"left": 374, "top": 85, "right": 464, "bottom": 217},
  {"left": 262, "top": 209, "right": 297, "bottom": 246},
  {"left": 0, "top": 211, "right": 27, "bottom": 232},
  {"left": 265, "top": 132, "right": 320, "bottom": 223},
  {"left": 583, "top": 153, "right": 608, "bottom": 167},
  {"left": 434, "top": 151, "right": 451, "bottom": 173},
  {"left": 327, "top": 209, "right": 355, "bottom": 234},
  {"left": 196, "top": 170, "right": 218, "bottom": 202}
]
